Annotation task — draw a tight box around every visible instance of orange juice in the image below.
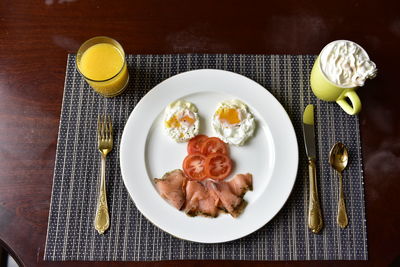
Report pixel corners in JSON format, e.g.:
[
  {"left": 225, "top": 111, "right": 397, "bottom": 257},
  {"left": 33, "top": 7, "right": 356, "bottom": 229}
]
[{"left": 77, "top": 37, "right": 129, "bottom": 97}]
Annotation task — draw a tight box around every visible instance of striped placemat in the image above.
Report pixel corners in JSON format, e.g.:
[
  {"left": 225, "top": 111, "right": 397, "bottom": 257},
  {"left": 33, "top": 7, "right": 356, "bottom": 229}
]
[{"left": 44, "top": 54, "right": 367, "bottom": 261}]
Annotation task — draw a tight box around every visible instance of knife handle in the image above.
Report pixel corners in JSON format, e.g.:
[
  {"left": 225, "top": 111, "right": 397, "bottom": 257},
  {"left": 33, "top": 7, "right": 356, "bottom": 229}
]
[{"left": 308, "top": 158, "right": 323, "bottom": 233}]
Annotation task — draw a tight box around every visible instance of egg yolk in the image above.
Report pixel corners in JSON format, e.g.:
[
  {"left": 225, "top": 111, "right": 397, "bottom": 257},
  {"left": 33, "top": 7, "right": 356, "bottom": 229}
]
[
  {"left": 181, "top": 115, "right": 195, "bottom": 125},
  {"left": 165, "top": 113, "right": 195, "bottom": 128},
  {"left": 217, "top": 108, "right": 241, "bottom": 125},
  {"left": 165, "top": 115, "right": 181, "bottom": 128}
]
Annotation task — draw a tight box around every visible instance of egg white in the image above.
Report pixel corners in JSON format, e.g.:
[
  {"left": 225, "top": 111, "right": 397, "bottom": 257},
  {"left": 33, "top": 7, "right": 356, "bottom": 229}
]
[
  {"left": 163, "top": 100, "right": 200, "bottom": 142},
  {"left": 211, "top": 99, "right": 256, "bottom": 146}
]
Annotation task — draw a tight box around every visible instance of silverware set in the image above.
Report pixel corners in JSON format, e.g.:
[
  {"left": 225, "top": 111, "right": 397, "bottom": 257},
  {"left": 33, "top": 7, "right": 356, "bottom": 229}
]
[
  {"left": 94, "top": 110, "right": 350, "bottom": 235},
  {"left": 302, "top": 104, "right": 350, "bottom": 234}
]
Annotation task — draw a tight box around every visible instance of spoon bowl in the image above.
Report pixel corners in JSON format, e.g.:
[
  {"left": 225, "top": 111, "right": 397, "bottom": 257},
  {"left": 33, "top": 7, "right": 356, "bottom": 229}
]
[{"left": 329, "top": 143, "right": 349, "bottom": 172}]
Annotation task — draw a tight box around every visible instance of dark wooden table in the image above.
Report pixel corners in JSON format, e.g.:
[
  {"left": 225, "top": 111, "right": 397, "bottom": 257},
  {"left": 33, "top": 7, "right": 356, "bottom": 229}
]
[{"left": 1, "top": 0, "right": 399, "bottom": 266}]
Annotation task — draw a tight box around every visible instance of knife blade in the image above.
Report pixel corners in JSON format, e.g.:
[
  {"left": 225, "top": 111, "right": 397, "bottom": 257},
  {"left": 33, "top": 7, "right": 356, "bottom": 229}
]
[
  {"left": 302, "top": 104, "right": 323, "bottom": 233},
  {"left": 303, "top": 105, "right": 316, "bottom": 159}
]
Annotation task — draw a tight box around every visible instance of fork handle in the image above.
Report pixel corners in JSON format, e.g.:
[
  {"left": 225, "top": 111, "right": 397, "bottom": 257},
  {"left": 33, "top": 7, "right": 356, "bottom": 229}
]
[{"left": 94, "top": 154, "right": 110, "bottom": 234}]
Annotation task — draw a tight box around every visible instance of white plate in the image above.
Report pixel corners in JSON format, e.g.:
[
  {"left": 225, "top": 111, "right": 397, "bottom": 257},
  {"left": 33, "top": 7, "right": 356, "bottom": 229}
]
[{"left": 120, "top": 69, "right": 298, "bottom": 243}]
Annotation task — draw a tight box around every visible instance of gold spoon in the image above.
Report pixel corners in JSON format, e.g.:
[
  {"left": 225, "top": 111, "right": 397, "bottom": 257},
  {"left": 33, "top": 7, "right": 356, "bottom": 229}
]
[{"left": 329, "top": 142, "right": 349, "bottom": 228}]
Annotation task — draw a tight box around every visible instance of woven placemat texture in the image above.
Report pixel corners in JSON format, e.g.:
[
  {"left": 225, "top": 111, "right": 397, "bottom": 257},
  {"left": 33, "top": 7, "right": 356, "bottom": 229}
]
[{"left": 44, "top": 54, "right": 367, "bottom": 261}]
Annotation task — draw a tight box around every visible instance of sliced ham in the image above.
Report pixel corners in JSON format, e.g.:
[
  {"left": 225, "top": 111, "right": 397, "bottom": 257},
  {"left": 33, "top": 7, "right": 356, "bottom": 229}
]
[
  {"left": 154, "top": 169, "right": 253, "bottom": 218},
  {"left": 205, "top": 180, "right": 246, "bottom": 218},
  {"left": 183, "top": 180, "right": 204, "bottom": 215},
  {"left": 198, "top": 192, "right": 220, "bottom": 217},
  {"left": 227, "top": 173, "right": 253, "bottom": 197},
  {"left": 183, "top": 180, "right": 219, "bottom": 217},
  {"left": 153, "top": 169, "right": 187, "bottom": 210}
]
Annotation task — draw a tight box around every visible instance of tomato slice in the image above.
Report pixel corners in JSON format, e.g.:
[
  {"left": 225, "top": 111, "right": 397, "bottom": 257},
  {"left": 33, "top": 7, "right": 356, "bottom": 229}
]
[
  {"left": 200, "top": 137, "right": 228, "bottom": 156},
  {"left": 182, "top": 153, "right": 207, "bottom": 180},
  {"left": 204, "top": 153, "right": 232, "bottom": 180},
  {"left": 187, "top": 135, "right": 209, "bottom": 154}
]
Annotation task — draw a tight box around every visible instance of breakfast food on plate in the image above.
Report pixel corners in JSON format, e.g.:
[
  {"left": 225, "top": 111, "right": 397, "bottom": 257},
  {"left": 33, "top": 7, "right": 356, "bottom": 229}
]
[
  {"left": 154, "top": 170, "right": 252, "bottom": 218},
  {"left": 205, "top": 180, "right": 245, "bottom": 218},
  {"left": 188, "top": 135, "right": 229, "bottom": 156},
  {"left": 183, "top": 136, "right": 232, "bottom": 181},
  {"left": 187, "top": 134, "right": 208, "bottom": 154},
  {"left": 200, "top": 137, "right": 229, "bottom": 156},
  {"left": 226, "top": 173, "right": 253, "bottom": 197},
  {"left": 157, "top": 99, "right": 257, "bottom": 218},
  {"left": 211, "top": 99, "right": 256, "bottom": 146},
  {"left": 183, "top": 180, "right": 220, "bottom": 217},
  {"left": 154, "top": 169, "right": 187, "bottom": 210},
  {"left": 182, "top": 153, "right": 207, "bottom": 180},
  {"left": 163, "top": 100, "right": 200, "bottom": 142},
  {"left": 204, "top": 153, "right": 232, "bottom": 180}
]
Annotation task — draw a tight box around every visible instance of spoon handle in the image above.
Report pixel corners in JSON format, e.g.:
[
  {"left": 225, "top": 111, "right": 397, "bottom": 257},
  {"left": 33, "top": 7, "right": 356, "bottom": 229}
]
[
  {"left": 308, "top": 158, "right": 323, "bottom": 233},
  {"left": 337, "top": 172, "right": 348, "bottom": 228}
]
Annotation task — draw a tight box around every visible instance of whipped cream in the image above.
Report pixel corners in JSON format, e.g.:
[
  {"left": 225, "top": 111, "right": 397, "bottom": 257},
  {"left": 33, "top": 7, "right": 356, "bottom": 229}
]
[{"left": 320, "top": 40, "right": 377, "bottom": 87}]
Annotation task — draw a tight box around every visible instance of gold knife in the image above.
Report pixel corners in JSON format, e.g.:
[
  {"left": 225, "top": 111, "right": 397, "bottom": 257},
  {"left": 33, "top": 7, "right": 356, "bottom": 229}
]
[{"left": 302, "top": 104, "right": 323, "bottom": 233}]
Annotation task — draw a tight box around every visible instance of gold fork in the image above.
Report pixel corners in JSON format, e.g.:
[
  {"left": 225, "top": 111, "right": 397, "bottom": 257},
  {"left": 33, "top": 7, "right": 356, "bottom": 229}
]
[{"left": 94, "top": 115, "right": 113, "bottom": 234}]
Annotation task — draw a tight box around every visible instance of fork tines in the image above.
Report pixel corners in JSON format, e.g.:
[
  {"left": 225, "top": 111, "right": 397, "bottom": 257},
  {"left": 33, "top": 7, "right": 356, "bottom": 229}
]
[{"left": 97, "top": 115, "right": 113, "bottom": 140}]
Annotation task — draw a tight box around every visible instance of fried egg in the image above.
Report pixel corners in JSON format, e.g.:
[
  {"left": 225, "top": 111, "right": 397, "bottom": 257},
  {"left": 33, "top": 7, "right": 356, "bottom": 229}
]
[
  {"left": 164, "top": 100, "right": 200, "bottom": 142},
  {"left": 211, "top": 99, "right": 256, "bottom": 146}
]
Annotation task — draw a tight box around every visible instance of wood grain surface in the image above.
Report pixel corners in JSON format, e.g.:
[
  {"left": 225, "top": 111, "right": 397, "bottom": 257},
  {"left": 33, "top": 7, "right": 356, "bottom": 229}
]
[{"left": 0, "top": 0, "right": 399, "bottom": 266}]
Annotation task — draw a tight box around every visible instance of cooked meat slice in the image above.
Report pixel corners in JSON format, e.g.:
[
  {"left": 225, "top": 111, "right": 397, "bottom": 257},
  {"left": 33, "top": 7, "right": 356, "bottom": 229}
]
[
  {"left": 184, "top": 180, "right": 219, "bottom": 217},
  {"left": 154, "top": 169, "right": 187, "bottom": 210},
  {"left": 183, "top": 180, "right": 203, "bottom": 215},
  {"left": 227, "top": 173, "right": 253, "bottom": 197},
  {"left": 198, "top": 189, "right": 219, "bottom": 217},
  {"left": 205, "top": 180, "right": 244, "bottom": 218}
]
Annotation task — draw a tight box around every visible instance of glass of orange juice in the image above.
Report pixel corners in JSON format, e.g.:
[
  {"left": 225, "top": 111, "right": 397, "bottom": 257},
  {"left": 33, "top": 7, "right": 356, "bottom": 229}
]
[{"left": 76, "top": 36, "right": 129, "bottom": 97}]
